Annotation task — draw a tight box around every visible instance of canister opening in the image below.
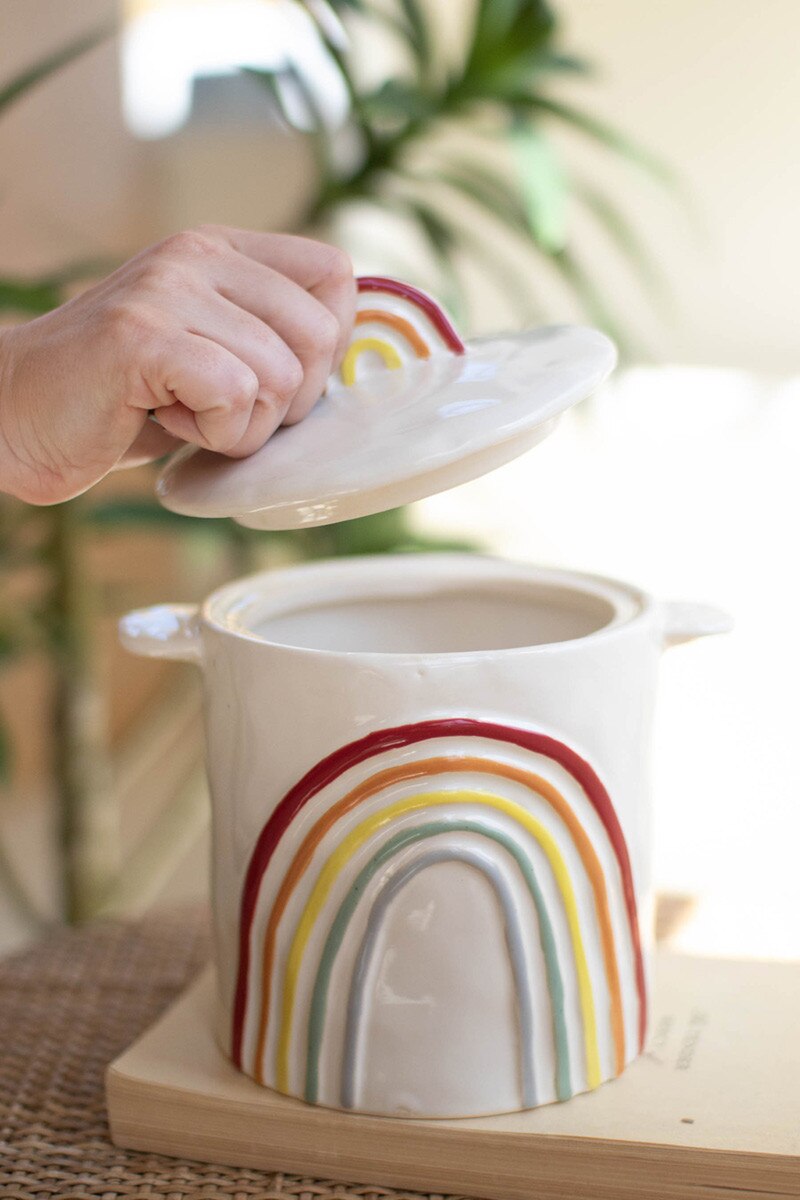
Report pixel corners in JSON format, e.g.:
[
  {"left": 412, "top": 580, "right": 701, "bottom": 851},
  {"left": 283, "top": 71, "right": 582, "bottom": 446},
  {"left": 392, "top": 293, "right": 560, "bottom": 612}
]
[
  {"left": 250, "top": 585, "right": 612, "bottom": 653},
  {"left": 211, "top": 557, "right": 641, "bottom": 656}
]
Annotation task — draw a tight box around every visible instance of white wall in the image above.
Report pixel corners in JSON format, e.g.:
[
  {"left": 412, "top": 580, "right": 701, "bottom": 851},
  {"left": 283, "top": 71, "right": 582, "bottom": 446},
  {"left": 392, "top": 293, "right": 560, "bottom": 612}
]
[
  {"left": 554, "top": 0, "right": 800, "bottom": 373},
  {"left": 0, "top": 0, "right": 148, "bottom": 270}
]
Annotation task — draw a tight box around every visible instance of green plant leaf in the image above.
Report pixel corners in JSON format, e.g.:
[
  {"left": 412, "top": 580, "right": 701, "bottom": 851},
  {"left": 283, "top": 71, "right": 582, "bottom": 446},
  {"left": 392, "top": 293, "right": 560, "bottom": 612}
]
[
  {"left": 415, "top": 159, "right": 532, "bottom": 236},
  {"left": 320, "top": 507, "right": 480, "bottom": 557},
  {"left": 449, "top": 221, "right": 545, "bottom": 322},
  {"left": 275, "top": 0, "right": 669, "bottom": 375},
  {"left": 307, "top": 0, "right": 362, "bottom": 12},
  {"left": 551, "top": 247, "right": 641, "bottom": 359},
  {"left": 389, "top": 194, "right": 463, "bottom": 315},
  {"left": 84, "top": 498, "right": 301, "bottom": 558},
  {"left": 0, "top": 277, "right": 63, "bottom": 315},
  {"left": 390, "top": 172, "right": 544, "bottom": 320},
  {"left": 396, "top": 0, "right": 432, "bottom": 71},
  {"left": 466, "top": 0, "right": 555, "bottom": 80},
  {"left": 524, "top": 94, "right": 676, "bottom": 186},
  {"left": 359, "top": 78, "right": 434, "bottom": 123},
  {"left": 472, "top": 0, "right": 551, "bottom": 56},
  {"left": 85, "top": 498, "right": 228, "bottom": 532},
  {"left": 397, "top": 533, "right": 478, "bottom": 553},
  {"left": 326, "top": 508, "right": 412, "bottom": 555},
  {"left": 423, "top": 139, "right": 566, "bottom": 255},
  {"left": 510, "top": 123, "right": 568, "bottom": 251},
  {"left": 575, "top": 180, "right": 671, "bottom": 307},
  {"left": 299, "top": 0, "right": 355, "bottom": 46},
  {"left": 536, "top": 51, "right": 592, "bottom": 74},
  {"left": 0, "top": 257, "right": 115, "bottom": 315},
  {"left": 293, "top": 1, "right": 375, "bottom": 147},
  {"left": 0, "top": 627, "right": 14, "bottom": 664},
  {"left": 246, "top": 63, "right": 327, "bottom": 137},
  {"left": 473, "top": 0, "right": 526, "bottom": 47},
  {"left": 0, "top": 24, "right": 113, "bottom": 115}
]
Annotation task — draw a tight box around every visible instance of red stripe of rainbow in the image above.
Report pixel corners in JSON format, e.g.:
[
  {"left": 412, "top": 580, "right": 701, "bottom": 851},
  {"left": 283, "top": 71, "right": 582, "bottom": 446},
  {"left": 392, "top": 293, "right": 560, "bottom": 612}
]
[
  {"left": 356, "top": 276, "right": 466, "bottom": 354},
  {"left": 230, "top": 717, "right": 646, "bottom": 1070}
]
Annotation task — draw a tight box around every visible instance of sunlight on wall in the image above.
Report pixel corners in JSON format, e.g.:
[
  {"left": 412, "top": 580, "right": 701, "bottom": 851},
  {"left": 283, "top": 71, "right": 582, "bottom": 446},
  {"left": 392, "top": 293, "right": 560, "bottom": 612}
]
[
  {"left": 415, "top": 366, "right": 800, "bottom": 959},
  {"left": 120, "top": 0, "right": 347, "bottom": 138}
]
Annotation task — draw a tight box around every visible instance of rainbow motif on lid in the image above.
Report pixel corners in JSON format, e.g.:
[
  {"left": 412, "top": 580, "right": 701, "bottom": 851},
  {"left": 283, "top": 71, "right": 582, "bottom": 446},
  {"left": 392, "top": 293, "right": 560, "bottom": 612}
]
[{"left": 339, "top": 276, "right": 466, "bottom": 387}]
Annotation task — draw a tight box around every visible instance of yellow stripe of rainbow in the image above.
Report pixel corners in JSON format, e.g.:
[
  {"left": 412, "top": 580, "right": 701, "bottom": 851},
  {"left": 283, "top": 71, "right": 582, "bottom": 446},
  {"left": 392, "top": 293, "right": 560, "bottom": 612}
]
[
  {"left": 340, "top": 337, "right": 402, "bottom": 386},
  {"left": 339, "top": 282, "right": 453, "bottom": 386},
  {"left": 275, "top": 788, "right": 602, "bottom": 1096}
]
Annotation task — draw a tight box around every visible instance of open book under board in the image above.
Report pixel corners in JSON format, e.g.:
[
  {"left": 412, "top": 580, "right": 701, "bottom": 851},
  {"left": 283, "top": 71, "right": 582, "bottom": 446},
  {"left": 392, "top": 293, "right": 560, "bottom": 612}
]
[{"left": 106, "top": 954, "right": 800, "bottom": 1200}]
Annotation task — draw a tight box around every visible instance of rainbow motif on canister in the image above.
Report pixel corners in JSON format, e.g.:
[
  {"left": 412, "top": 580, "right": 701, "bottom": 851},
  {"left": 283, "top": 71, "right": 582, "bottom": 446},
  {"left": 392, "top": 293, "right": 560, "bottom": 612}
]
[
  {"left": 339, "top": 277, "right": 466, "bottom": 387},
  {"left": 230, "top": 719, "right": 646, "bottom": 1117}
]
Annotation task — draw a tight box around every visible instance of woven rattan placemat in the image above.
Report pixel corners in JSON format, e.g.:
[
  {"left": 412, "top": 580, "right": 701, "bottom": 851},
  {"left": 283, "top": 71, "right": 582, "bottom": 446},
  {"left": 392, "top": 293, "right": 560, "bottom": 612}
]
[{"left": 0, "top": 907, "right": 470, "bottom": 1200}]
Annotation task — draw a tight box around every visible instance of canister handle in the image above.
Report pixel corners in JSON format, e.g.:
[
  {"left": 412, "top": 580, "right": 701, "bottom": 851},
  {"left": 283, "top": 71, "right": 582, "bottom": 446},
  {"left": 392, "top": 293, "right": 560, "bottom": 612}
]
[
  {"left": 119, "top": 603, "right": 202, "bottom": 663},
  {"left": 660, "top": 600, "right": 733, "bottom": 649}
]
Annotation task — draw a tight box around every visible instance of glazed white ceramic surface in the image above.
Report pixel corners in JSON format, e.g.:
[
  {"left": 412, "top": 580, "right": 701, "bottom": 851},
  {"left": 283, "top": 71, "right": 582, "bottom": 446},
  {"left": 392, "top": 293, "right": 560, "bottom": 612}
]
[
  {"left": 156, "top": 325, "right": 616, "bottom": 529},
  {"left": 120, "top": 555, "right": 730, "bottom": 1118}
]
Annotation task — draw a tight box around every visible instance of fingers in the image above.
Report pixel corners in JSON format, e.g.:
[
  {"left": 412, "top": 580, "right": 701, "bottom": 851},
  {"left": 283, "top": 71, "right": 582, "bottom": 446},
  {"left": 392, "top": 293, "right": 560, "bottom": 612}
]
[
  {"left": 143, "top": 331, "right": 300, "bottom": 456},
  {"left": 122, "top": 227, "right": 356, "bottom": 459},
  {"left": 211, "top": 254, "right": 343, "bottom": 424},
  {"left": 182, "top": 291, "right": 312, "bottom": 447},
  {"left": 199, "top": 226, "right": 357, "bottom": 364},
  {"left": 116, "top": 421, "right": 183, "bottom": 468}
]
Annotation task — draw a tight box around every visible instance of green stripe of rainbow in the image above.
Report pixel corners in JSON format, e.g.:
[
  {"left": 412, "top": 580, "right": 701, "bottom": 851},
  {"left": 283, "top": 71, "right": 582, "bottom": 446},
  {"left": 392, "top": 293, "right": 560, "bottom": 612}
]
[
  {"left": 251, "top": 754, "right": 627, "bottom": 1089},
  {"left": 232, "top": 719, "right": 646, "bottom": 1108},
  {"left": 308, "top": 816, "right": 568, "bottom": 1107},
  {"left": 281, "top": 789, "right": 600, "bottom": 1102},
  {"left": 334, "top": 835, "right": 541, "bottom": 1108}
]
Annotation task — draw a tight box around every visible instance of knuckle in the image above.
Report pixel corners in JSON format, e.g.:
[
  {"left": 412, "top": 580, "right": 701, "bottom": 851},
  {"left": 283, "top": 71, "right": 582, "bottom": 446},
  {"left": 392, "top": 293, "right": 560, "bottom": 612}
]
[
  {"left": 314, "top": 310, "right": 340, "bottom": 357},
  {"left": 281, "top": 406, "right": 306, "bottom": 428},
  {"left": 156, "top": 228, "right": 220, "bottom": 263},
  {"left": 101, "top": 300, "right": 156, "bottom": 346},
  {"left": 271, "top": 353, "right": 303, "bottom": 401},
  {"left": 315, "top": 243, "right": 353, "bottom": 286},
  {"left": 203, "top": 428, "right": 234, "bottom": 453},
  {"left": 137, "top": 256, "right": 184, "bottom": 293},
  {"left": 194, "top": 222, "right": 225, "bottom": 241},
  {"left": 224, "top": 364, "right": 259, "bottom": 412},
  {"left": 291, "top": 307, "right": 339, "bottom": 360}
]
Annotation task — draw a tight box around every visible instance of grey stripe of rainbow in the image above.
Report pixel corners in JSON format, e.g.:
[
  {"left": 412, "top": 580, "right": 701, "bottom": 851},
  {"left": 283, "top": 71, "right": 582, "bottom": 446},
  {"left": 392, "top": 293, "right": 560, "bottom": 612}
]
[
  {"left": 232, "top": 720, "right": 645, "bottom": 1079},
  {"left": 303, "top": 817, "right": 570, "bottom": 1106},
  {"left": 340, "top": 842, "right": 538, "bottom": 1110}
]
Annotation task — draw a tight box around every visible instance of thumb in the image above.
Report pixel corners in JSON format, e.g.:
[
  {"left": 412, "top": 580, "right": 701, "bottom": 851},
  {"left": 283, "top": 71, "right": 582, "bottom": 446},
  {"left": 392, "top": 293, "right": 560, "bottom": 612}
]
[{"left": 115, "top": 419, "right": 184, "bottom": 470}]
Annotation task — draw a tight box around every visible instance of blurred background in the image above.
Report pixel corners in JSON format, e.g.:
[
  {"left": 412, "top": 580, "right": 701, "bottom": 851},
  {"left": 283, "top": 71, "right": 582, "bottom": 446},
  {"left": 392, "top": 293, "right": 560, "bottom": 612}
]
[{"left": 1, "top": 0, "right": 797, "bottom": 959}]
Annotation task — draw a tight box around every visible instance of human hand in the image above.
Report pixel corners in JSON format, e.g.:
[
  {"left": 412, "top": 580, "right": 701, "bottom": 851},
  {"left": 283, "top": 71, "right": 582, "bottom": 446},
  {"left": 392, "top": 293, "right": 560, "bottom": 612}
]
[{"left": 0, "top": 226, "right": 356, "bottom": 504}]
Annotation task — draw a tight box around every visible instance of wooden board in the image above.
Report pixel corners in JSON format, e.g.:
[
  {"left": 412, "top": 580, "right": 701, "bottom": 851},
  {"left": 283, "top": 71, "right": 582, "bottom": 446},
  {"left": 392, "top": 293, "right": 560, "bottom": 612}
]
[{"left": 106, "top": 955, "right": 800, "bottom": 1200}]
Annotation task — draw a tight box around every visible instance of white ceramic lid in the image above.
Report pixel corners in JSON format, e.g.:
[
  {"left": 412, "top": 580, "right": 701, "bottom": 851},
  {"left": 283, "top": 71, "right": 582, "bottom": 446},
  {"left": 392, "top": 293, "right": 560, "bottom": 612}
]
[{"left": 156, "top": 277, "right": 616, "bottom": 530}]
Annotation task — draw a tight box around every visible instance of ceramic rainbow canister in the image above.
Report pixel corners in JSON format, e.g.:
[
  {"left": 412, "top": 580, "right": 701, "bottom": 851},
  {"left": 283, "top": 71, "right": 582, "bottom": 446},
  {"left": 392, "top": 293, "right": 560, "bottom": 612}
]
[{"left": 122, "top": 282, "right": 730, "bottom": 1117}]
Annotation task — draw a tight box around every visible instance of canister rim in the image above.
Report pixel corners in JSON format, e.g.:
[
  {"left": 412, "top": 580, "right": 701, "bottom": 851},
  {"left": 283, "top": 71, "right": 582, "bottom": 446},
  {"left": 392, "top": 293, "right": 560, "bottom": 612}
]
[{"left": 194, "top": 553, "right": 652, "bottom": 661}]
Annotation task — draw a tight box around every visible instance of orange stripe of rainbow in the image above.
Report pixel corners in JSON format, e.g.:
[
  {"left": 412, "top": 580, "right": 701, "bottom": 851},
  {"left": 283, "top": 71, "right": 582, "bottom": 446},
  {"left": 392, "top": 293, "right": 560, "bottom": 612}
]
[
  {"left": 357, "top": 276, "right": 465, "bottom": 353},
  {"left": 230, "top": 719, "right": 647, "bottom": 1075},
  {"left": 251, "top": 754, "right": 626, "bottom": 1084},
  {"left": 338, "top": 277, "right": 464, "bottom": 387},
  {"left": 355, "top": 309, "right": 431, "bottom": 357}
]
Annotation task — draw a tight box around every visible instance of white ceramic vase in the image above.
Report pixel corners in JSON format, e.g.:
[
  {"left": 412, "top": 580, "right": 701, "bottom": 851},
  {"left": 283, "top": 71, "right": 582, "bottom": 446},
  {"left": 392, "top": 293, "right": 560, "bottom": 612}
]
[{"left": 120, "top": 553, "right": 729, "bottom": 1118}]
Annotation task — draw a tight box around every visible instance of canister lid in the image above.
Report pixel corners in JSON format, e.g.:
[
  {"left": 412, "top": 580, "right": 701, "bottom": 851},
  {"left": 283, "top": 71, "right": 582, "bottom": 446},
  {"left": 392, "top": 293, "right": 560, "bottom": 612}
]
[{"left": 156, "top": 277, "right": 616, "bottom": 530}]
